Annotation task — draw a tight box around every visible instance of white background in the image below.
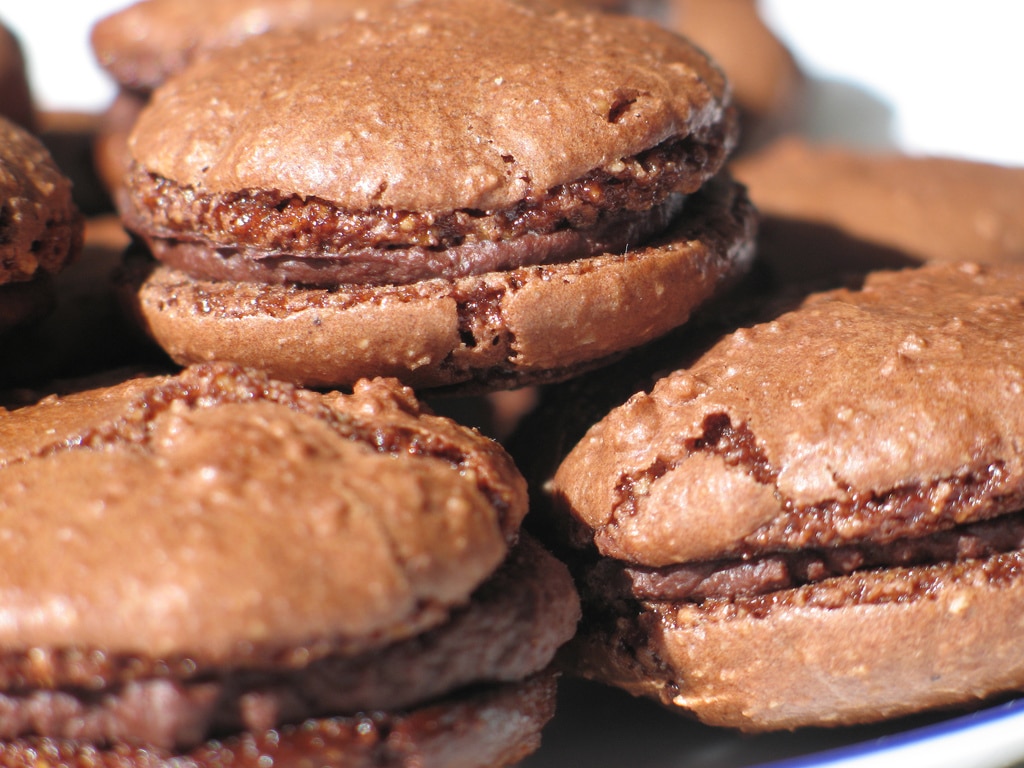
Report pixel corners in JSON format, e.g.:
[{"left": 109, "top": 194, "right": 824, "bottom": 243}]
[{"left": 3, "top": 0, "right": 1024, "bottom": 166}]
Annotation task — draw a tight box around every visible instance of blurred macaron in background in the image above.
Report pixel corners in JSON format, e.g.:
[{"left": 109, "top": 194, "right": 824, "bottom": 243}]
[{"left": 3, "top": 0, "right": 1023, "bottom": 166}]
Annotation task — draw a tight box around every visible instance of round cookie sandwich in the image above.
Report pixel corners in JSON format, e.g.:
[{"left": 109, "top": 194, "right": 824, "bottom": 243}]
[
  {"left": 0, "top": 362, "right": 580, "bottom": 766},
  {"left": 0, "top": 115, "right": 83, "bottom": 339},
  {"left": 115, "top": 0, "right": 755, "bottom": 392},
  {"left": 547, "top": 261, "right": 1024, "bottom": 731},
  {"left": 731, "top": 137, "right": 1024, "bottom": 286}
]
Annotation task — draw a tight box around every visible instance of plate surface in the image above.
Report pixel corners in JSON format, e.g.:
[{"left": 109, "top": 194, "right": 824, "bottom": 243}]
[{"left": 521, "top": 680, "right": 1024, "bottom": 768}]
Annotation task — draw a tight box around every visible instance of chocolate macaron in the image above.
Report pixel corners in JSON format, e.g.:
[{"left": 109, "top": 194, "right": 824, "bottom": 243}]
[
  {"left": 0, "top": 116, "right": 83, "bottom": 339},
  {"left": 732, "top": 137, "right": 1024, "bottom": 286},
  {"left": 548, "top": 261, "right": 1024, "bottom": 730},
  {"left": 116, "top": 0, "right": 754, "bottom": 392},
  {"left": 0, "top": 362, "right": 579, "bottom": 765},
  {"left": 90, "top": 0, "right": 385, "bottom": 196}
]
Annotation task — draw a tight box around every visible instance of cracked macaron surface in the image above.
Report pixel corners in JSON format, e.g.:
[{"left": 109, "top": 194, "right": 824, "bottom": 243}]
[
  {"left": 554, "top": 261, "right": 1024, "bottom": 566},
  {"left": 0, "top": 363, "right": 522, "bottom": 667},
  {"left": 0, "top": 118, "right": 82, "bottom": 287}
]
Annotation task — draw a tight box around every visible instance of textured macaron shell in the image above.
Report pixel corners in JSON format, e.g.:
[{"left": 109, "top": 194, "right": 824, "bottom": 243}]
[
  {"left": 0, "top": 365, "right": 521, "bottom": 664},
  {"left": 553, "top": 262, "right": 1024, "bottom": 566},
  {"left": 91, "top": 0, "right": 383, "bottom": 92},
  {"left": 127, "top": 0, "right": 731, "bottom": 212},
  {"left": 572, "top": 551, "right": 1024, "bottom": 731}
]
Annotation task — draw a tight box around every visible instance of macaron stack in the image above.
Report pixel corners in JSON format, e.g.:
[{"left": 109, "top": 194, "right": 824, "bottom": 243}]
[
  {"left": 2, "top": 0, "right": 757, "bottom": 762},
  {"left": 109, "top": 0, "right": 754, "bottom": 392}
]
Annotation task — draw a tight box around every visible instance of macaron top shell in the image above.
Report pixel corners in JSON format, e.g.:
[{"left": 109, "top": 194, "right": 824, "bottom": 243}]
[
  {"left": 91, "top": 0, "right": 383, "bottom": 92},
  {"left": 91, "top": 0, "right": 631, "bottom": 93},
  {"left": 128, "top": 0, "right": 732, "bottom": 212},
  {"left": 0, "top": 364, "right": 524, "bottom": 678},
  {"left": 553, "top": 262, "right": 1024, "bottom": 566},
  {"left": 0, "top": 117, "right": 82, "bottom": 284}
]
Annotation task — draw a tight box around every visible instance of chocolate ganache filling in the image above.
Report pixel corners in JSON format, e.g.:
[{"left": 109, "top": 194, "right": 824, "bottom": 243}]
[
  {"left": 0, "top": 537, "right": 574, "bottom": 752},
  {"left": 596, "top": 413, "right": 1024, "bottom": 606},
  {"left": 595, "top": 508, "right": 1024, "bottom": 606},
  {"left": 121, "top": 137, "right": 713, "bottom": 287}
]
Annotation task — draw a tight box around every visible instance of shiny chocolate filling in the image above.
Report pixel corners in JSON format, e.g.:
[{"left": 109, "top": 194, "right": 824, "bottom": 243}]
[
  {"left": 0, "top": 537, "right": 574, "bottom": 752},
  {"left": 121, "top": 135, "right": 719, "bottom": 287},
  {"left": 593, "top": 412, "right": 1024, "bottom": 608},
  {"left": 606, "top": 509, "right": 1024, "bottom": 604}
]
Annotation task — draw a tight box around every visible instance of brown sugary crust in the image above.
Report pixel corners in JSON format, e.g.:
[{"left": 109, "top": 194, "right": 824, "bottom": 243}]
[
  {"left": 731, "top": 137, "right": 1024, "bottom": 285},
  {"left": 127, "top": 0, "right": 734, "bottom": 213},
  {"left": 552, "top": 262, "right": 1024, "bottom": 566},
  {"left": 119, "top": 174, "right": 755, "bottom": 392},
  {"left": 90, "top": 0, "right": 382, "bottom": 93},
  {"left": 568, "top": 550, "right": 1024, "bottom": 730},
  {"left": 0, "top": 672, "right": 559, "bottom": 768},
  {"left": 90, "top": 0, "right": 638, "bottom": 199},
  {"left": 0, "top": 363, "right": 526, "bottom": 679},
  {"left": 0, "top": 117, "right": 83, "bottom": 285}
]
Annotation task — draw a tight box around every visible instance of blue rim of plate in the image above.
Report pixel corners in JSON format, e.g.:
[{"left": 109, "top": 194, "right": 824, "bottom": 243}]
[{"left": 758, "top": 697, "right": 1024, "bottom": 768}]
